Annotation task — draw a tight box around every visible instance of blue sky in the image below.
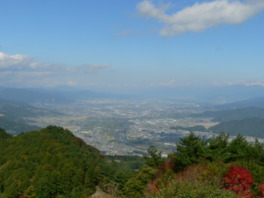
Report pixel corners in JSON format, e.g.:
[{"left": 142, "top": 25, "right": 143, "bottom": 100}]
[{"left": 0, "top": 0, "right": 264, "bottom": 91}]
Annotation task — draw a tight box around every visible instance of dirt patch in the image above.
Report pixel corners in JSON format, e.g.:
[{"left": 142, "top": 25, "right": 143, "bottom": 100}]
[{"left": 91, "top": 186, "right": 117, "bottom": 198}]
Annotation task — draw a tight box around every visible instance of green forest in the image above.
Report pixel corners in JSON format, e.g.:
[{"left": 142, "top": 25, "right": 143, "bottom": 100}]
[{"left": 1, "top": 127, "right": 264, "bottom": 197}]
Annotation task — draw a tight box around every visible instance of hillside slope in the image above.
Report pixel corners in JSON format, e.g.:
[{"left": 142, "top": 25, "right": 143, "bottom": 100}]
[
  {"left": 191, "top": 107, "right": 264, "bottom": 122},
  {"left": 209, "top": 117, "right": 264, "bottom": 138},
  {"left": 0, "top": 99, "right": 62, "bottom": 134},
  {"left": 0, "top": 126, "right": 106, "bottom": 198}
]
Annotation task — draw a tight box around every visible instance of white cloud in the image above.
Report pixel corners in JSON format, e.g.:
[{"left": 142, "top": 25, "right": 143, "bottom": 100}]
[
  {"left": 0, "top": 52, "right": 110, "bottom": 73},
  {"left": 0, "top": 52, "right": 60, "bottom": 72},
  {"left": 137, "top": 0, "right": 264, "bottom": 36},
  {"left": 244, "top": 81, "right": 264, "bottom": 86},
  {"left": 0, "top": 52, "right": 35, "bottom": 69},
  {"left": 0, "top": 52, "right": 110, "bottom": 87},
  {"left": 213, "top": 80, "right": 264, "bottom": 87}
]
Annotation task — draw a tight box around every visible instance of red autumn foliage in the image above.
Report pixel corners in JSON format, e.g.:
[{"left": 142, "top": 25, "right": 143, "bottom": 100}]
[
  {"left": 223, "top": 166, "right": 254, "bottom": 198},
  {"left": 157, "top": 158, "right": 173, "bottom": 172},
  {"left": 150, "top": 180, "right": 160, "bottom": 192},
  {"left": 259, "top": 184, "right": 264, "bottom": 197},
  {"left": 146, "top": 159, "right": 174, "bottom": 195},
  {"left": 145, "top": 180, "right": 160, "bottom": 195},
  {"left": 176, "top": 163, "right": 206, "bottom": 183}
]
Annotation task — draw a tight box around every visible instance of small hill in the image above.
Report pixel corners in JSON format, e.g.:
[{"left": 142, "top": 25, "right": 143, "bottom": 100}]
[
  {"left": 0, "top": 126, "right": 106, "bottom": 198},
  {"left": 217, "top": 96, "right": 264, "bottom": 109},
  {"left": 0, "top": 128, "right": 11, "bottom": 139},
  {"left": 191, "top": 107, "right": 264, "bottom": 122},
  {"left": 209, "top": 117, "right": 264, "bottom": 138}
]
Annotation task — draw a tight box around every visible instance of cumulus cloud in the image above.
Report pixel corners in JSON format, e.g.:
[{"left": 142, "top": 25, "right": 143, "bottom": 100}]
[
  {"left": 137, "top": 0, "right": 264, "bottom": 36},
  {"left": 0, "top": 52, "right": 35, "bottom": 69},
  {"left": 0, "top": 52, "right": 61, "bottom": 72}
]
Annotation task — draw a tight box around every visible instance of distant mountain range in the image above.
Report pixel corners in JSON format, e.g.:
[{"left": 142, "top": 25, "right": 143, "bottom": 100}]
[
  {"left": 0, "top": 87, "right": 131, "bottom": 104},
  {"left": 0, "top": 98, "right": 58, "bottom": 118},
  {"left": 215, "top": 96, "right": 264, "bottom": 109},
  {"left": 0, "top": 99, "right": 58, "bottom": 134},
  {"left": 140, "top": 85, "right": 264, "bottom": 102},
  {"left": 1, "top": 85, "right": 264, "bottom": 104}
]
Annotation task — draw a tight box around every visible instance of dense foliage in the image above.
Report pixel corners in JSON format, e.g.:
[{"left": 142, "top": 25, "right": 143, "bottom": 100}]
[
  {"left": 223, "top": 166, "right": 254, "bottom": 197},
  {"left": 1, "top": 125, "right": 264, "bottom": 198},
  {"left": 0, "top": 128, "right": 11, "bottom": 139},
  {"left": 171, "top": 133, "right": 264, "bottom": 170},
  {"left": 123, "top": 133, "right": 264, "bottom": 198},
  {"left": 0, "top": 126, "right": 129, "bottom": 198}
]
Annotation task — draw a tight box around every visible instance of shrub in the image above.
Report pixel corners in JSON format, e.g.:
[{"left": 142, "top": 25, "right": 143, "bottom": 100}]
[
  {"left": 259, "top": 184, "right": 264, "bottom": 197},
  {"left": 223, "top": 166, "right": 254, "bottom": 197},
  {"left": 123, "top": 167, "right": 158, "bottom": 198},
  {"left": 146, "top": 180, "right": 238, "bottom": 198}
]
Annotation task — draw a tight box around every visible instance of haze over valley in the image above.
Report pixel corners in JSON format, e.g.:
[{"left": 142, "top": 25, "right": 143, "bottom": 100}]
[{"left": 1, "top": 87, "right": 264, "bottom": 156}]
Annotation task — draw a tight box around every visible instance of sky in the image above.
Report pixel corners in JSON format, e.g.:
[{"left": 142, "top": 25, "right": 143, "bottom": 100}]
[{"left": 0, "top": 0, "right": 264, "bottom": 92}]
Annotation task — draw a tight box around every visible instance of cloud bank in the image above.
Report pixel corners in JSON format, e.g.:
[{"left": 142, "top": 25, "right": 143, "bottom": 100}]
[
  {"left": 137, "top": 0, "right": 264, "bottom": 36},
  {"left": 0, "top": 52, "right": 110, "bottom": 73},
  {"left": 0, "top": 52, "right": 110, "bottom": 87}
]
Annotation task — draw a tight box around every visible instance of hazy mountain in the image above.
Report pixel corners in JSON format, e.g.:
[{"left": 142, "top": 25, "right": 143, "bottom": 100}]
[
  {"left": 0, "top": 87, "right": 133, "bottom": 104},
  {"left": 0, "top": 88, "right": 78, "bottom": 104},
  {"left": 1, "top": 85, "right": 264, "bottom": 105},
  {"left": 215, "top": 96, "right": 264, "bottom": 109},
  {"left": 139, "top": 85, "right": 264, "bottom": 102},
  {"left": 0, "top": 99, "right": 57, "bottom": 134},
  {"left": 0, "top": 117, "right": 40, "bottom": 135},
  {"left": 0, "top": 98, "right": 58, "bottom": 118}
]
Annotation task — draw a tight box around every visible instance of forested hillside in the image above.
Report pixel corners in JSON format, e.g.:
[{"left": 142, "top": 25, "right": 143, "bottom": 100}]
[
  {"left": 1, "top": 126, "right": 264, "bottom": 197},
  {"left": 0, "top": 126, "right": 103, "bottom": 197},
  {"left": 123, "top": 133, "right": 264, "bottom": 198},
  {"left": 0, "top": 126, "right": 140, "bottom": 198}
]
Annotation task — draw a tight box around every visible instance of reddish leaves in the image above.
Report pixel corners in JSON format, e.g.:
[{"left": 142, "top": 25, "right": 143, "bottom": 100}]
[
  {"left": 259, "top": 184, "right": 264, "bottom": 197},
  {"left": 223, "top": 166, "right": 254, "bottom": 197}
]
